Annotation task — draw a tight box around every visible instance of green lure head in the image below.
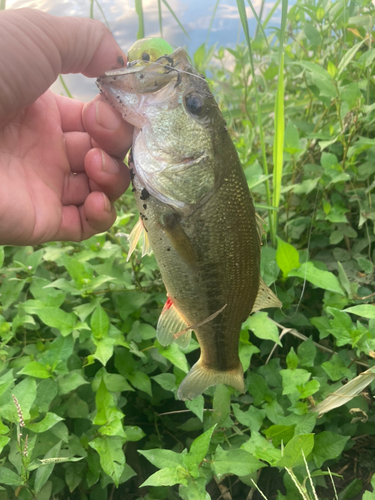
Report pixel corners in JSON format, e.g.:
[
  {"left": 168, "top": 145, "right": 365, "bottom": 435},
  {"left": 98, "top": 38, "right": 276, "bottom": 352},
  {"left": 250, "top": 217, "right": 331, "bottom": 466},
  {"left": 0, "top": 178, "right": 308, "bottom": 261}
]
[{"left": 127, "top": 37, "right": 173, "bottom": 63}]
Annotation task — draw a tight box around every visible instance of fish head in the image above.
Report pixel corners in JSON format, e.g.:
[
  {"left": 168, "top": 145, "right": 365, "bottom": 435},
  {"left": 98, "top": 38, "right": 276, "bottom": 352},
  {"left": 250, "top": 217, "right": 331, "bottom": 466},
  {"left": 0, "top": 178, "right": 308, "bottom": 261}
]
[{"left": 97, "top": 48, "right": 226, "bottom": 209}]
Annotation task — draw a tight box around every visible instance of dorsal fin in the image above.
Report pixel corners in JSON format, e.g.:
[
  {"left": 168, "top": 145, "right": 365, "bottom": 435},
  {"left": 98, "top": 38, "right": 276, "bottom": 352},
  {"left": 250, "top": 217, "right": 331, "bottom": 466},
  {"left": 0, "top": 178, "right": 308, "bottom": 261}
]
[
  {"left": 157, "top": 297, "right": 192, "bottom": 349},
  {"left": 252, "top": 278, "right": 282, "bottom": 312},
  {"left": 127, "top": 217, "right": 152, "bottom": 261}
]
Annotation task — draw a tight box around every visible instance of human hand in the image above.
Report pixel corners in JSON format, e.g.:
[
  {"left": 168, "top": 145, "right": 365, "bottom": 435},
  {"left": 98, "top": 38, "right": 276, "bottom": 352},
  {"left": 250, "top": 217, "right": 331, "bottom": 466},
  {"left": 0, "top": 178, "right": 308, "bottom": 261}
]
[{"left": 0, "top": 8, "right": 133, "bottom": 245}]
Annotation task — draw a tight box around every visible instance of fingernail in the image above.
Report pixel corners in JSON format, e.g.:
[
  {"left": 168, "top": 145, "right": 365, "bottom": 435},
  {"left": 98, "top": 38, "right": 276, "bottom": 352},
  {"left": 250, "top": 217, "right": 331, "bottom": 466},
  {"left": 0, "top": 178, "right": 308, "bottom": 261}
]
[
  {"left": 101, "top": 150, "right": 120, "bottom": 174},
  {"left": 96, "top": 101, "right": 121, "bottom": 130},
  {"left": 102, "top": 193, "right": 112, "bottom": 212}
]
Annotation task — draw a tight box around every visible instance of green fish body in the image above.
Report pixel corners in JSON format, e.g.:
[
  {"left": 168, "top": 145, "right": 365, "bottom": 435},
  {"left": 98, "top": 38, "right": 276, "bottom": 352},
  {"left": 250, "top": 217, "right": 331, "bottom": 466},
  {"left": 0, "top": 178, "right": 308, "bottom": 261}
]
[{"left": 97, "top": 41, "right": 281, "bottom": 400}]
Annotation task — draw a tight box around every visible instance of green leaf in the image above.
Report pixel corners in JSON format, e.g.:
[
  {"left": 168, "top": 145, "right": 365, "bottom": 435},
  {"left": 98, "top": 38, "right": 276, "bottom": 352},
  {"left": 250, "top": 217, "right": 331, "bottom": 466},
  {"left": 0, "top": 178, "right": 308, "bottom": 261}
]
[
  {"left": 343, "top": 305, "right": 375, "bottom": 319},
  {"left": 152, "top": 373, "right": 176, "bottom": 392},
  {"left": 185, "top": 425, "right": 216, "bottom": 471},
  {"left": 239, "top": 343, "right": 259, "bottom": 372},
  {"left": 241, "top": 431, "right": 282, "bottom": 466},
  {"left": 363, "top": 474, "right": 375, "bottom": 499},
  {"left": 26, "top": 413, "right": 64, "bottom": 433},
  {"left": 276, "top": 237, "right": 300, "bottom": 278},
  {"left": 141, "top": 466, "right": 188, "bottom": 487},
  {"left": 284, "top": 122, "right": 302, "bottom": 155},
  {"left": 139, "top": 448, "right": 184, "bottom": 469},
  {"left": 185, "top": 395, "right": 204, "bottom": 421},
  {"left": 62, "top": 254, "right": 93, "bottom": 288},
  {"left": 211, "top": 385, "right": 231, "bottom": 427},
  {"left": 337, "top": 38, "right": 367, "bottom": 77},
  {"left": 312, "top": 431, "right": 350, "bottom": 468},
  {"left": 89, "top": 436, "right": 126, "bottom": 487},
  {"left": 19, "top": 361, "right": 52, "bottom": 379},
  {"left": 280, "top": 368, "right": 311, "bottom": 395},
  {"left": 1, "top": 377, "right": 36, "bottom": 421},
  {"left": 213, "top": 445, "right": 265, "bottom": 479},
  {"left": 297, "top": 338, "right": 317, "bottom": 368},
  {"left": 157, "top": 342, "right": 189, "bottom": 373},
  {"left": 124, "top": 425, "right": 145, "bottom": 441},
  {"left": 93, "top": 337, "right": 115, "bottom": 366},
  {"left": 337, "top": 261, "right": 353, "bottom": 299},
  {"left": 34, "top": 440, "right": 62, "bottom": 493},
  {"left": 322, "top": 355, "right": 352, "bottom": 381},
  {"left": 23, "top": 302, "right": 77, "bottom": 336},
  {"left": 264, "top": 424, "right": 296, "bottom": 447},
  {"left": 127, "top": 371, "right": 152, "bottom": 396},
  {"left": 0, "top": 247, "right": 4, "bottom": 268},
  {"left": 0, "top": 467, "right": 24, "bottom": 486},
  {"left": 276, "top": 433, "right": 314, "bottom": 468},
  {"left": 179, "top": 477, "right": 210, "bottom": 500},
  {"left": 232, "top": 404, "right": 266, "bottom": 432},
  {"left": 289, "top": 262, "right": 344, "bottom": 294},
  {"left": 286, "top": 348, "right": 299, "bottom": 370},
  {"left": 91, "top": 304, "right": 110, "bottom": 339},
  {"left": 243, "top": 312, "right": 281, "bottom": 345},
  {"left": 0, "top": 435, "right": 10, "bottom": 453},
  {"left": 94, "top": 380, "right": 123, "bottom": 426},
  {"left": 58, "top": 371, "right": 89, "bottom": 395},
  {"left": 0, "top": 278, "right": 26, "bottom": 310}
]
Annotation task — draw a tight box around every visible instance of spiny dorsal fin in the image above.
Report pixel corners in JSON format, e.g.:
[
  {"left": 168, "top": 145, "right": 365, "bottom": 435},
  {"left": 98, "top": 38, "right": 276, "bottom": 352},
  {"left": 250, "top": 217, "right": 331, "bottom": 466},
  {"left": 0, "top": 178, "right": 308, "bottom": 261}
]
[
  {"left": 252, "top": 278, "right": 282, "bottom": 312},
  {"left": 157, "top": 297, "right": 192, "bottom": 349},
  {"left": 127, "top": 217, "right": 152, "bottom": 261}
]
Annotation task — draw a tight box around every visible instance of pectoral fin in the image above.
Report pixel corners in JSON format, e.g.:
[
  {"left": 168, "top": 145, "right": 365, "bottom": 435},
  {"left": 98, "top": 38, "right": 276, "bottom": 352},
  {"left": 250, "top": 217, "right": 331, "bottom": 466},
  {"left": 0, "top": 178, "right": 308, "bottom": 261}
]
[
  {"left": 157, "top": 297, "right": 192, "bottom": 349},
  {"left": 160, "top": 212, "right": 196, "bottom": 267},
  {"left": 252, "top": 278, "right": 282, "bottom": 312},
  {"left": 127, "top": 217, "right": 152, "bottom": 261}
]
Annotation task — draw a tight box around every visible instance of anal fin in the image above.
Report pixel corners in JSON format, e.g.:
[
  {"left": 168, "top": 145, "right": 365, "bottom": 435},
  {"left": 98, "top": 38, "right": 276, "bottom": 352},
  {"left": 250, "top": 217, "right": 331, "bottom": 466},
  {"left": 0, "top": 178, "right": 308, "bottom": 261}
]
[
  {"left": 157, "top": 297, "right": 192, "bottom": 349},
  {"left": 252, "top": 278, "right": 282, "bottom": 312}
]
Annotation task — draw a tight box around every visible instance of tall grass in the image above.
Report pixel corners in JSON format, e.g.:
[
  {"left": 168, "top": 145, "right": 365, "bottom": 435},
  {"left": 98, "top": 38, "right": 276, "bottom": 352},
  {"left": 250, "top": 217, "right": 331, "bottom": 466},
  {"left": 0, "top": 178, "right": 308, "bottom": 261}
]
[
  {"left": 271, "top": 0, "right": 288, "bottom": 245},
  {"left": 237, "top": 0, "right": 288, "bottom": 246},
  {"left": 236, "top": 0, "right": 272, "bottom": 235}
]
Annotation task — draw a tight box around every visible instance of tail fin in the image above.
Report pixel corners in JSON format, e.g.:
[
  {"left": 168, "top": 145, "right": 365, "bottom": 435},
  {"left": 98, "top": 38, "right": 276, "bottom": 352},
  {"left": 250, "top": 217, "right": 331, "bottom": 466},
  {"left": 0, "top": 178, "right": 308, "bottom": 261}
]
[{"left": 177, "top": 360, "right": 245, "bottom": 400}]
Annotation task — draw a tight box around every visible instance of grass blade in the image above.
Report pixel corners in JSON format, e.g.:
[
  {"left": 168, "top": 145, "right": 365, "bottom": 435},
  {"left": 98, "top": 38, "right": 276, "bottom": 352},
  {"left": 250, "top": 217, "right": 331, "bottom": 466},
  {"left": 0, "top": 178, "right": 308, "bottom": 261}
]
[
  {"left": 157, "top": 0, "right": 163, "bottom": 38},
  {"left": 161, "top": 0, "right": 191, "bottom": 40},
  {"left": 135, "top": 0, "right": 145, "bottom": 40},
  {"left": 246, "top": 0, "right": 269, "bottom": 48},
  {"left": 0, "top": 0, "right": 6, "bottom": 10},
  {"left": 59, "top": 75, "right": 73, "bottom": 99},
  {"left": 271, "top": 0, "right": 288, "bottom": 245},
  {"left": 94, "top": 0, "right": 110, "bottom": 29},
  {"left": 262, "top": 0, "right": 281, "bottom": 30},
  {"left": 236, "top": 0, "right": 272, "bottom": 237},
  {"left": 206, "top": 0, "right": 220, "bottom": 46}
]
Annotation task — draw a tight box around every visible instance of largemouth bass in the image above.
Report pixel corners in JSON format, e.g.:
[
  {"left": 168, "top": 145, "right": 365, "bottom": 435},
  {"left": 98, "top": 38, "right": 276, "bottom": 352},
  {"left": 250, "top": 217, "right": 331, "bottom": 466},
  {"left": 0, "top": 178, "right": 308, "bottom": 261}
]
[{"left": 97, "top": 41, "right": 281, "bottom": 400}]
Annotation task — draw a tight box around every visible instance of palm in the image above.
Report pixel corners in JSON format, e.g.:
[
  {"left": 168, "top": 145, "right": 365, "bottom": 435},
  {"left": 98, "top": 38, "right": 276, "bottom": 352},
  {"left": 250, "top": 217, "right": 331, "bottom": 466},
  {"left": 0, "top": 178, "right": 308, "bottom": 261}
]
[{"left": 0, "top": 91, "right": 131, "bottom": 245}]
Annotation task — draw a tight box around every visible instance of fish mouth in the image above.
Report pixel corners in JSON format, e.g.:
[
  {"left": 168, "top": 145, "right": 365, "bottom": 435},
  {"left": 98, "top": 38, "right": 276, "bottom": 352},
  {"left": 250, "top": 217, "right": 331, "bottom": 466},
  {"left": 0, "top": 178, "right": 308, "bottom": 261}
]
[{"left": 96, "top": 48, "right": 190, "bottom": 95}]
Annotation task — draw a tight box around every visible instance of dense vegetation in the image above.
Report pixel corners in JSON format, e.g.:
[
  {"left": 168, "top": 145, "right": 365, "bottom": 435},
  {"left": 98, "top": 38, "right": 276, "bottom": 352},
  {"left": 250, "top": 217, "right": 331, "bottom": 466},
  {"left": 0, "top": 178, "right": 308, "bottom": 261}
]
[{"left": 1, "top": 0, "right": 375, "bottom": 498}]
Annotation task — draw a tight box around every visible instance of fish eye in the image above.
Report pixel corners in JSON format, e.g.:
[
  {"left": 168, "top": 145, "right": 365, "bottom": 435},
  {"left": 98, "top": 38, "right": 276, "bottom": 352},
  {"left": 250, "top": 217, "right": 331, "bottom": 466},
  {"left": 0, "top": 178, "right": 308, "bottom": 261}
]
[
  {"left": 142, "top": 51, "right": 151, "bottom": 61},
  {"left": 185, "top": 94, "right": 204, "bottom": 115}
]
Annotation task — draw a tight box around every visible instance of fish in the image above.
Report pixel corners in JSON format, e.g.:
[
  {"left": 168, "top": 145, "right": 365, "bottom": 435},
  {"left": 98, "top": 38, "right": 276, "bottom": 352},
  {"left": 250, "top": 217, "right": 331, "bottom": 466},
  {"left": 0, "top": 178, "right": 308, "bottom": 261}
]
[{"left": 96, "top": 39, "right": 281, "bottom": 400}]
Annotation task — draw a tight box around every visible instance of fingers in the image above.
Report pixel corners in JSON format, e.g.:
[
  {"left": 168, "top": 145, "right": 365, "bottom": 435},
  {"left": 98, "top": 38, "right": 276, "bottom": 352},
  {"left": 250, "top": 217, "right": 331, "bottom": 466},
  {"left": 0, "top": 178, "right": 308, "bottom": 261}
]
[
  {"left": 82, "top": 97, "right": 133, "bottom": 159},
  {"left": 85, "top": 148, "right": 130, "bottom": 202},
  {"left": 64, "top": 132, "right": 92, "bottom": 172},
  {"left": 57, "top": 192, "right": 117, "bottom": 242},
  {"left": 0, "top": 9, "right": 127, "bottom": 125},
  {"left": 55, "top": 95, "right": 85, "bottom": 132}
]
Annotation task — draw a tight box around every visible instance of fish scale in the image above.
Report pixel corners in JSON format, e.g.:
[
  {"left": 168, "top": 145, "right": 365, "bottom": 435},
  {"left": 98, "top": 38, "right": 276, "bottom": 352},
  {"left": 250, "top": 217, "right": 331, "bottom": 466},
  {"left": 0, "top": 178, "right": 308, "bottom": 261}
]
[{"left": 97, "top": 40, "right": 281, "bottom": 400}]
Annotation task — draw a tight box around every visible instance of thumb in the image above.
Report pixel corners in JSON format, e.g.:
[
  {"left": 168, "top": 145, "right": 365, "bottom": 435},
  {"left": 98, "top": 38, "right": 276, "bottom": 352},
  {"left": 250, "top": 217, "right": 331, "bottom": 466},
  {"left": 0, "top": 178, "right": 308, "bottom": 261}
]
[{"left": 0, "top": 8, "right": 127, "bottom": 123}]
